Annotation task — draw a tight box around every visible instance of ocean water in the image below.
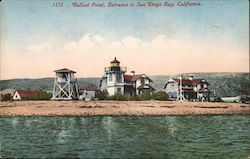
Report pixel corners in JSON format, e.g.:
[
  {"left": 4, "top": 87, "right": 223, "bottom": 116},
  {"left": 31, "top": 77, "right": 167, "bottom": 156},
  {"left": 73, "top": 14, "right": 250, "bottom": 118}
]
[{"left": 0, "top": 115, "right": 249, "bottom": 158}]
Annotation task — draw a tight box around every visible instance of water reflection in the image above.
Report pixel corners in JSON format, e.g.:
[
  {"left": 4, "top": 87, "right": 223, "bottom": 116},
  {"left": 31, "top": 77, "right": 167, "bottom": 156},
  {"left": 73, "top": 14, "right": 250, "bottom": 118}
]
[
  {"left": 102, "top": 116, "right": 114, "bottom": 143},
  {"left": 11, "top": 118, "right": 18, "bottom": 127},
  {"left": 57, "top": 130, "right": 69, "bottom": 144},
  {"left": 166, "top": 116, "right": 177, "bottom": 134}
]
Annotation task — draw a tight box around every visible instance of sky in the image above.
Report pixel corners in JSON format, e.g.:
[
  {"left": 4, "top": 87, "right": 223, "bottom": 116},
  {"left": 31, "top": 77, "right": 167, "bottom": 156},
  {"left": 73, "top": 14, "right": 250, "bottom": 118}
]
[{"left": 0, "top": 0, "right": 249, "bottom": 80}]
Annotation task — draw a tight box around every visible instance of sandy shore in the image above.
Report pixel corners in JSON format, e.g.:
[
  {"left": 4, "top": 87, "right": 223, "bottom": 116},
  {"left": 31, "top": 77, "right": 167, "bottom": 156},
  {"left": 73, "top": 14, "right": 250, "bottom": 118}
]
[{"left": 0, "top": 100, "right": 249, "bottom": 117}]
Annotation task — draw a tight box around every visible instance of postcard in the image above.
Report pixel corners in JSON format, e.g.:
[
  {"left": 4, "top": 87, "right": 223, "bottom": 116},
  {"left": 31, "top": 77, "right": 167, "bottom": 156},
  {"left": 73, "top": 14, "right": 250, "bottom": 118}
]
[{"left": 0, "top": 0, "right": 249, "bottom": 158}]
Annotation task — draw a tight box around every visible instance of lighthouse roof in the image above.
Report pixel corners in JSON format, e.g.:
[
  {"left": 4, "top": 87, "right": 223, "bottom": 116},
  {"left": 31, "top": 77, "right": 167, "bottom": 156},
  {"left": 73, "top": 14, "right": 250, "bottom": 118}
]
[
  {"left": 111, "top": 57, "right": 120, "bottom": 63},
  {"left": 54, "top": 68, "right": 76, "bottom": 73}
]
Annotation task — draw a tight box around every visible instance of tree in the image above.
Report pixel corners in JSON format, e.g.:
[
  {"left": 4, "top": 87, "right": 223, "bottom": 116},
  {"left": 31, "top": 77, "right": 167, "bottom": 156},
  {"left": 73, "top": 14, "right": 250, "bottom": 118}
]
[
  {"left": 237, "top": 80, "right": 250, "bottom": 95},
  {"left": 1, "top": 93, "right": 12, "bottom": 101}
]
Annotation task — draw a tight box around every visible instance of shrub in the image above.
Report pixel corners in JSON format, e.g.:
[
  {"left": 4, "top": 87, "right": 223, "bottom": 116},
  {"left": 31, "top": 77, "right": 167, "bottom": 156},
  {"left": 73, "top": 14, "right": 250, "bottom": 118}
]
[
  {"left": 1, "top": 93, "right": 12, "bottom": 101},
  {"left": 96, "top": 91, "right": 108, "bottom": 100},
  {"left": 107, "top": 95, "right": 115, "bottom": 100},
  {"left": 139, "top": 92, "right": 152, "bottom": 100},
  {"left": 114, "top": 93, "right": 128, "bottom": 101},
  {"left": 152, "top": 91, "right": 169, "bottom": 101},
  {"left": 127, "top": 95, "right": 141, "bottom": 101},
  {"left": 107, "top": 93, "right": 127, "bottom": 101}
]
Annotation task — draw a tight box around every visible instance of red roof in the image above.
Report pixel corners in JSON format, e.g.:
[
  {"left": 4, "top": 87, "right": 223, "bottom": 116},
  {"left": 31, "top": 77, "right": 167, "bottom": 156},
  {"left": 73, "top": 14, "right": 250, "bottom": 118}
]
[
  {"left": 124, "top": 74, "right": 152, "bottom": 82},
  {"left": 54, "top": 68, "right": 76, "bottom": 73},
  {"left": 16, "top": 90, "right": 38, "bottom": 98},
  {"left": 124, "top": 75, "right": 132, "bottom": 81},
  {"left": 131, "top": 74, "right": 145, "bottom": 81},
  {"left": 80, "top": 87, "right": 97, "bottom": 91},
  {"left": 173, "top": 79, "right": 207, "bottom": 85}
]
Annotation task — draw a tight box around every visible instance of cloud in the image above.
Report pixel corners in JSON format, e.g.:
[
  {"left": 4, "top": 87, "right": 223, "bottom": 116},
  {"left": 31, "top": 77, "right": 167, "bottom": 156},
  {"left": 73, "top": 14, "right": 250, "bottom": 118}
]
[{"left": 1, "top": 33, "right": 249, "bottom": 79}]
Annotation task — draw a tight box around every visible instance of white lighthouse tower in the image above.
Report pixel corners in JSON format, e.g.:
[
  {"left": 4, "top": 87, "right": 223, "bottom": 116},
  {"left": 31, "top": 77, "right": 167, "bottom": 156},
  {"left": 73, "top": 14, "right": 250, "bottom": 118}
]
[
  {"left": 104, "top": 57, "right": 127, "bottom": 96},
  {"left": 52, "top": 68, "right": 79, "bottom": 100}
]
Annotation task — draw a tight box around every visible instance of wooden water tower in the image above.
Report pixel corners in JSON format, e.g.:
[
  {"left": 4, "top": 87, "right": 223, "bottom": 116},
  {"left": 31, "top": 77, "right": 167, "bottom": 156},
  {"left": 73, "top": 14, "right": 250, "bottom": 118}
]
[{"left": 52, "top": 68, "right": 79, "bottom": 100}]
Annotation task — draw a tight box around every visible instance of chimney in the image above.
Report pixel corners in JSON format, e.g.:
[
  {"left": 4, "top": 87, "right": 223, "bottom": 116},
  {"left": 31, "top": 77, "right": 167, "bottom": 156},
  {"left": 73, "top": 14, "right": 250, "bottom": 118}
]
[
  {"left": 189, "top": 75, "right": 193, "bottom": 81},
  {"left": 131, "top": 71, "right": 135, "bottom": 75}
]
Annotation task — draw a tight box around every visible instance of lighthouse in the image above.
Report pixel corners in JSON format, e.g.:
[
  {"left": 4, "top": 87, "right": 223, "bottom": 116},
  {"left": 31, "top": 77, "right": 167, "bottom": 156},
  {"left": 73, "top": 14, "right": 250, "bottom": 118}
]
[
  {"left": 52, "top": 68, "right": 79, "bottom": 100},
  {"left": 104, "top": 57, "right": 127, "bottom": 96}
]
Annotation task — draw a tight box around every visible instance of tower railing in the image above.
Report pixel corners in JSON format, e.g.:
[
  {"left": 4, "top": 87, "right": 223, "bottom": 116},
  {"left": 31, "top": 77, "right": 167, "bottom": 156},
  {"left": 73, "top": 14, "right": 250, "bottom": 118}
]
[{"left": 104, "top": 67, "right": 127, "bottom": 72}]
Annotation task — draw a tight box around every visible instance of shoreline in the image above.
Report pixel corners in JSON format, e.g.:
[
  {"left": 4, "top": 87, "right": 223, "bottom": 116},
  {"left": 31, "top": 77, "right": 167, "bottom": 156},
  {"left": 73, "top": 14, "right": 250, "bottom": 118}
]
[{"left": 0, "top": 100, "right": 249, "bottom": 117}]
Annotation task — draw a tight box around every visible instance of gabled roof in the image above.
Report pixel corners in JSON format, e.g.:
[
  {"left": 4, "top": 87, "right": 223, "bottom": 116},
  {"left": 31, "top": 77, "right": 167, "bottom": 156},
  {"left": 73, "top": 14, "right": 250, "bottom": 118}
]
[
  {"left": 124, "top": 75, "right": 132, "bottom": 81},
  {"left": 54, "top": 68, "right": 76, "bottom": 73},
  {"left": 137, "top": 84, "right": 155, "bottom": 90},
  {"left": 16, "top": 90, "right": 38, "bottom": 98},
  {"left": 131, "top": 74, "right": 145, "bottom": 81},
  {"left": 172, "top": 78, "right": 208, "bottom": 85},
  {"left": 80, "top": 87, "right": 97, "bottom": 91},
  {"left": 124, "top": 74, "right": 152, "bottom": 82}
]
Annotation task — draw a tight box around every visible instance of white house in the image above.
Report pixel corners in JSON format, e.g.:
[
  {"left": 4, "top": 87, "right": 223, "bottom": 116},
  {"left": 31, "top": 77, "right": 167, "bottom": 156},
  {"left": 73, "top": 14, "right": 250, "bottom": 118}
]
[
  {"left": 163, "top": 75, "right": 210, "bottom": 101},
  {"left": 99, "top": 57, "right": 155, "bottom": 96},
  {"left": 13, "top": 90, "right": 38, "bottom": 100},
  {"left": 79, "top": 87, "right": 97, "bottom": 101}
]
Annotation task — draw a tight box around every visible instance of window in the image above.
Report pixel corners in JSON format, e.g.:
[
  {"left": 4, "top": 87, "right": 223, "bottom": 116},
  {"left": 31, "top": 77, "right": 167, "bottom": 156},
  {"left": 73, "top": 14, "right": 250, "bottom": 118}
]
[
  {"left": 171, "top": 84, "right": 175, "bottom": 88},
  {"left": 117, "top": 88, "right": 121, "bottom": 93},
  {"left": 141, "top": 78, "right": 145, "bottom": 84},
  {"left": 116, "top": 73, "right": 122, "bottom": 82},
  {"left": 108, "top": 74, "right": 113, "bottom": 81}
]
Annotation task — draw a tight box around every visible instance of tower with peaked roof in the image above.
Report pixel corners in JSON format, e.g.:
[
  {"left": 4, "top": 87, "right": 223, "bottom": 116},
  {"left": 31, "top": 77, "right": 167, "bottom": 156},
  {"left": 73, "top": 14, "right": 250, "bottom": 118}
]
[
  {"left": 52, "top": 68, "right": 79, "bottom": 100},
  {"left": 102, "top": 57, "right": 127, "bottom": 96}
]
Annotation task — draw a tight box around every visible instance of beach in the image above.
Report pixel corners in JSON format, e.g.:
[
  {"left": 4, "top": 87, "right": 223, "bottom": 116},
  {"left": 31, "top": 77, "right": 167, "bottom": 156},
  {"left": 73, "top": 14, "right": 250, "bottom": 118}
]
[{"left": 0, "top": 100, "right": 249, "bottom": 116}]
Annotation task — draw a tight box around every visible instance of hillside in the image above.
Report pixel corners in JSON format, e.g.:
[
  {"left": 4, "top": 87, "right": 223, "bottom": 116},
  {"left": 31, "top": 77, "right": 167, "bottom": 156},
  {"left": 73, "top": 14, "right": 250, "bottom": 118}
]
[
  {"left": 0, "top": 78, "right": 100, "bottom": 92},
  {"left": 0, "top": 73, "right": 249, "bottom": 97}
]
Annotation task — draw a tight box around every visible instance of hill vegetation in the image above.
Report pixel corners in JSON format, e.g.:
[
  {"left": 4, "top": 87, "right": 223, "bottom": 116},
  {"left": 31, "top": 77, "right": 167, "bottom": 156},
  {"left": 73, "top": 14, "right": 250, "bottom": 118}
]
[{"left": 0, "top": 73, "right": 249, "bottom": 97}]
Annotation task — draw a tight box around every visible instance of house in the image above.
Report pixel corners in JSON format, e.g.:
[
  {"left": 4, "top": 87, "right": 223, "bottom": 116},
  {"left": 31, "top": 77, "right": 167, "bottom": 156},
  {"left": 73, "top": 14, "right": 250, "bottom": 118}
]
[
  {"left": 124, "top": 74, "right": 155, "bottom": 96},
  {"left": 79, "top": 87, "right": 97, "bottom": 101},
  {"left": 13, "top": 90, "right": 38, "bottom": 100},
  {"left": 163, "top": 75, "right": 210, "bottom": 101},
  {"left": 99, "top": 57, "right": 155, "bottom": 96}
]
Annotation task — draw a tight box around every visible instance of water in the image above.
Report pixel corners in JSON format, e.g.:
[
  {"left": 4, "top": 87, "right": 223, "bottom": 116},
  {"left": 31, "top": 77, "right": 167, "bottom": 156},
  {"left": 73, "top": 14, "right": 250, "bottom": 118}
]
[{"left": 0, "top": 115, "right": 249, "bottom": 158}]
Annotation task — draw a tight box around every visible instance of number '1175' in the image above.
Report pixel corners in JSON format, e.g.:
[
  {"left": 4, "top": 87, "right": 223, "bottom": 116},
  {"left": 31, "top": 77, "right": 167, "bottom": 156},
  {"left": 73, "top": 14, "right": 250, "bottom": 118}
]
[{"left": 53, "top": 2, "right": 63, "bottom": 7}]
